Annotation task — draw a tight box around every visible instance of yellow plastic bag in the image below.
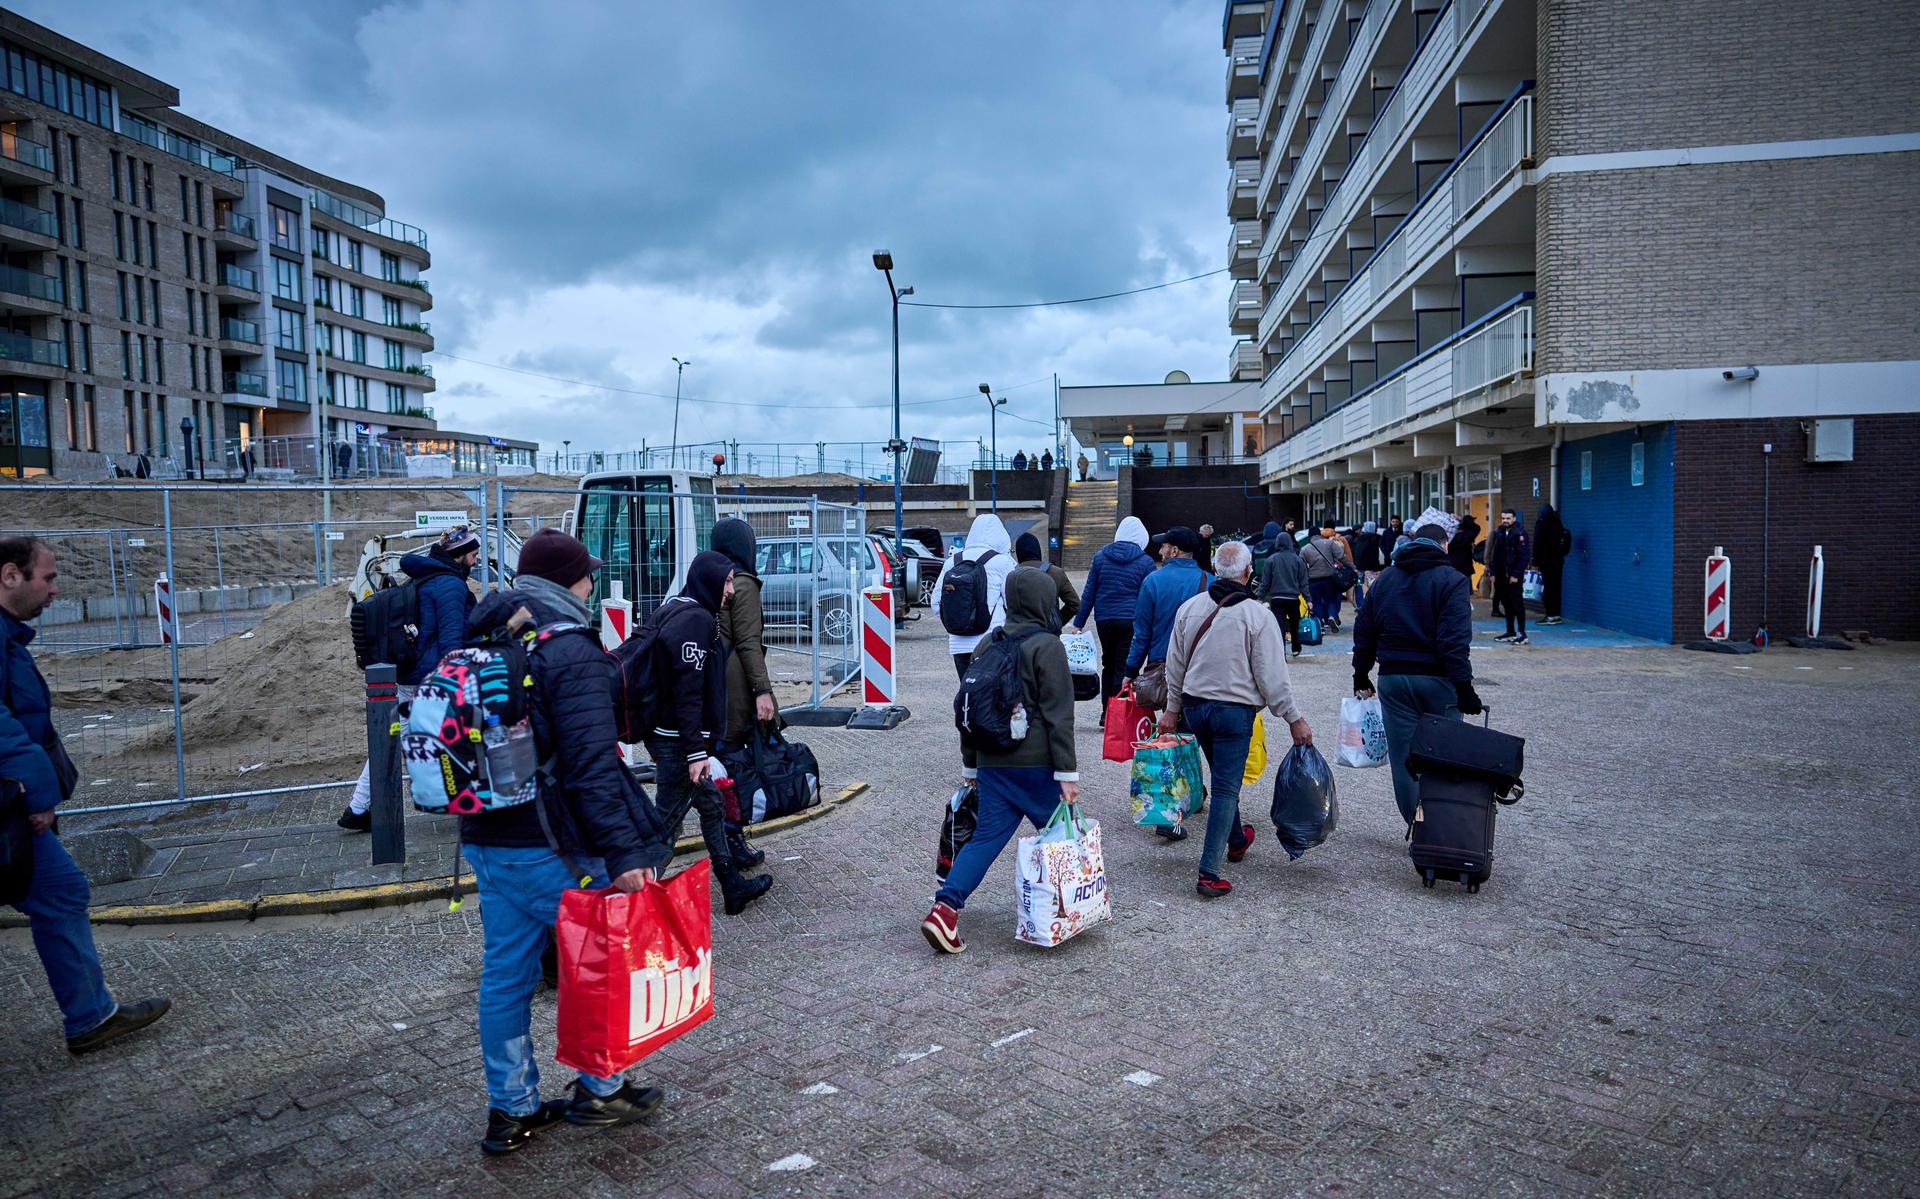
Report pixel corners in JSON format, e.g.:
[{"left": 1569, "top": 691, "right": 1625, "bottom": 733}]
[
  {"left": 1242, "top": 711, "right": 1267, "bottom": 786},
  {"left": 1297, "top": 594, "right": 1309, "bottom": 618}
]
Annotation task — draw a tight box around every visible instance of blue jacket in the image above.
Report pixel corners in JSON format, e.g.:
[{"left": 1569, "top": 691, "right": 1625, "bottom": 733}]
[
  {"left": 0, "top": 609, "right": 61, "bottom": 811},
  {"left": 398, "top": 551, "right": 475, "bottom": 685},
  {"left": 1072, "top": 540, "right": 1156, "bottom": 629},
  {"left": 1125, "top": 558, "right": 1213, "bottom": 674},
  {"left": 1351, "top": 541, "right": 1474, "bottom": 685}
]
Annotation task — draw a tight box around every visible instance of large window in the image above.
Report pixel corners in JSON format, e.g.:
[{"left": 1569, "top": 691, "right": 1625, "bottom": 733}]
[
  {"left": 347, "top": 285, "right": 364, "bottom": 317},
  {"left": 349, "top": 330, "right": 366, "bottom": 363},
  {"left": 3, "top": 42, "right": 113, "bottom": 129},
  {"left": 0, "top": 388, "right": 51, "bottom": 476},
  {"left": 383, "top": 339, "right": 403, "bottom": 370},
  {"left": 275, "top": 358, "right": 304, "bottom": 404},
  {"left": 272, "top": 255, "right": 302, "bottom": 301},
  {"left": 381, "top": 296, "right": 401, "bottom": 326},
  {"left": 385, "top": 382, "right": 406, "bottom": 412},
  {"left": 351, "top": 376, "right": 369, "bottom": 408},
  {"left": 346, "top": 240, "right": 363, "bottom": 272},
  {"left": 275, "top": 307, "right": 304, "bottom": 351},
  {"left": 313, "top": 274, "right": 332, "bottom": 309},
  {"left": 268, "top": 204, "right": 301, "bottom": 252}
]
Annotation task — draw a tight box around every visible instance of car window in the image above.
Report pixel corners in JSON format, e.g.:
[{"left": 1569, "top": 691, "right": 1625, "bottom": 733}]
[
  {"left": 796, "top": 542, "right": 814, "bottom": 573},
  {"left": 761, "top": 542, "right": 795, "bottom": 575}
]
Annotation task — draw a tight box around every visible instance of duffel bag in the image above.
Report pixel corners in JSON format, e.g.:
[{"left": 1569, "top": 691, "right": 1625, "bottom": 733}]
[
  {"left": 1406, "top": 710, "right": 1525, "bottom": 793},
  {"left": 744, "top": 727, "right": 822, "bottom": 822}
]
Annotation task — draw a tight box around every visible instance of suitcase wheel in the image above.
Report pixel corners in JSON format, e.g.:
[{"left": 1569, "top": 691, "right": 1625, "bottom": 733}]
[
  {"left": 1421, "top": 868, "right": 1436, "bottom": 889},
  {"left": 1466, "top": 881, "right": 1480, "bottom": 894}
]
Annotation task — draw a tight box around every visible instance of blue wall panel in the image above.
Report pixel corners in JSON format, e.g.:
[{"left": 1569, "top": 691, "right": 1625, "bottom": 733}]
[{"left": 1556, "top": 425, "right": 1675, "bottom": 641}]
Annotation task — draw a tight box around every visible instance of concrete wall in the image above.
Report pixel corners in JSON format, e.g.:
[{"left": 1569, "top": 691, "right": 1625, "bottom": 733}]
[
  {"left": 1670, "top": 414, "right": 1920, "bottom": 642},
  {"left": 1555, "top": 425, "right": 1676, "bottom": 641},
  {"left": 1126, "top": 464, "right": 1280, "bottom": 540}
]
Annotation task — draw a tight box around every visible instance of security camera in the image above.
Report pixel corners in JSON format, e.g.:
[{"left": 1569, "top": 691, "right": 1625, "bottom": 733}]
[{"left": 1722, "top": 366, "right": 1759, "bottom": 382}]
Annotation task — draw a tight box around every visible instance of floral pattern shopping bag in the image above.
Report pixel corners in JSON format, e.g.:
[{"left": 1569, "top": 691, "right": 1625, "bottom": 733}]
[
  {"left": 1014, "top": 803, "right": 1112, "bottom": 947},
  {"left": 1128, "top": 734, "right": 1207, "bottom": 829}
]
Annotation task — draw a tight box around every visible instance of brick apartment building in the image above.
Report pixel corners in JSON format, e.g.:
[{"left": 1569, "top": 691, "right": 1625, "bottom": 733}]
[
  {"left": 1066, "top": 0, "right": 1918, "bottom": 642},
  {"left": 0, "top": 8, "right": 535, "bottom": 480}
]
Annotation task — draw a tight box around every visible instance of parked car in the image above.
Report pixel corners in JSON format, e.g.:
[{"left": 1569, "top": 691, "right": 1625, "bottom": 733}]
[
  {"left": 873, "top": 526, "right": 945, "bottom": 607},
  {"left": 754, "top": 534, "right": 861, "bottom": 644}
]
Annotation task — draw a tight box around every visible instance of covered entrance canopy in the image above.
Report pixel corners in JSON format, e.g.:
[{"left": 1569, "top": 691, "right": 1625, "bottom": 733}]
[{"left": 1059, "top": 379, "right": 1261, "bottom": 477}]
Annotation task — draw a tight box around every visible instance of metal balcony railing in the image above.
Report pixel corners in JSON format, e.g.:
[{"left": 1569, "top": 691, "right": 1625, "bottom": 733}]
[
  {"left": 309, "top": 188, "right": 428, "bottom": 250},
  {"left": 0, "top": 261, "right": 62, "bottom": 303},
  {"left": 222, "top": 371, "right": 268, "bottom": 397},
  {"left": 221, "top": 317, "right": 262, "bottom": 344},
  {"left": 219, "top": 263, "right": 260, "bottom": 291},
  {"left": 216, "top": 209, "right": 256, "bottom": 238},
  {"left": 0, "top": 126, "right": 52, "bottom": 172},
  {"left": 122, "top": 113, "right": 238, "bottom": 175}
]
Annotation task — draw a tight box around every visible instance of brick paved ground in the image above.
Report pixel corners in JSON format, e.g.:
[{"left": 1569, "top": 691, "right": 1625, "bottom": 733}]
[{"left": 3, "top": 614, "right": 1916, "bottom": 1196}]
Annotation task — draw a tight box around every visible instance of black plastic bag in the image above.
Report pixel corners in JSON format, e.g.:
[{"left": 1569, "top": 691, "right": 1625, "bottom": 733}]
[
  {"left": 1271, "top": 744, "right": 1339, "bottom": 859},
  {"left": 936, "top": 784, "right": 978, "bottom": 881}
]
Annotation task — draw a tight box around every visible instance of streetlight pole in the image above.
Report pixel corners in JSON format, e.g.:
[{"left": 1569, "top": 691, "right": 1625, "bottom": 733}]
[
  {"left": 979, "top": 383, "right": 1005, "bottom": 515},
  {"left": 671, "top": 357, "right": 691, "bottom": 468},
  {"left": 873, "top": 251, "right": 911, "bottom": 568}
]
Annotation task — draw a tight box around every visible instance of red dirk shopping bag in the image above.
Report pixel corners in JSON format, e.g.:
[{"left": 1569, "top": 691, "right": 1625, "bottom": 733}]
[
  {"left": 555, "top": 867, "right": 714, "bottom": 1076},
  {"left": 1103, "top": 684, "right": 1155, "bottom": 762}
]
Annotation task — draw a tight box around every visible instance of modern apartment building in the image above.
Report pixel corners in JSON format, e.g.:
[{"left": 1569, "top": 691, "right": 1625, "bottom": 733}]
[
  {"left": 0, "top": 8, "right": 535, "bottom": 480},
  {"left": 1218, "top": 0, "right": 1918, "bottom": 640}
]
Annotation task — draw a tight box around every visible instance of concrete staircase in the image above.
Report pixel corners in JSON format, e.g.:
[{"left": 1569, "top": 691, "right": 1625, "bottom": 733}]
[{"left": 1061, "top": 479, "right": 1120, "bottom": 571}]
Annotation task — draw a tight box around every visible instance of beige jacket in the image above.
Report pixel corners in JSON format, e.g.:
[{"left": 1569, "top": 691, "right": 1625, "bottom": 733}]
[{"left": 1163, "top": 589, "right": 1303, "bottom": 724}]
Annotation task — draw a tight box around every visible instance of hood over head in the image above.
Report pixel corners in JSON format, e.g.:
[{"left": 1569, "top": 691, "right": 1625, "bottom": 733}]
[
  {"left": 1262, "top": 521, "right": 1283, "bottom": 544},
  {"left": 1014, "top": 532, "right": 1044, "bottom": 563},
  {"left": 711, "top": 518, "right": 757, "bottom": 576},
  {"left": 964, "top": 513, "right": 1011, "bottom": 555},
  {"left": 400, "top": 550, "right": 466, "bottom": 582},
  {"left": 681, "top": 550, "right": 735, "bottom": 613},
  {"left": 1003, "top": 565, "right": 1061, "bottom": 635},
  {"left": 1392, "top": 539, "right": 1454, "bottom": 573},
  {"left": 1362, "top": 520, "right": 1378, "bottom": 534},
  {"left": 1113, "top": 516, "right": 1150, "bottom": 549}
]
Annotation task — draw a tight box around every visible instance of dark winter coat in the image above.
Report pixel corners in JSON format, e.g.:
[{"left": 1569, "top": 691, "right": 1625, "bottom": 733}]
[
  {"left": 1533, "top": 505, "right": 1569, "bottom": 566},
  {"left": 1073, "top": 539, "right": 1156, "bottom": 628},
  {"left": 713, "top": 520, "right": 774, "bottom": 743},
  {"left": 397, "top": 549, "right": 475, "bottom": 685},
  {"left": 0, "top": 609, "right": 66, "bottom": 811},
  {"left": 646, "top": 550, "right": 735, "bottom": 764},
  {"left": 458, "top": 589, "right": 673, "bottom": 878},
  {"left": 1487, "top": 524, "right": 1531, "bottom": 578},
  {"left": 1353, "top": 531, "right": 1385, "bottom": 572},
  {"left": 1447, "top": 515, "right": 1482, "bottom": 578},
  {"left": 1351, "top": 541, "right": 1474, "bottom": 686},
  {"left": 961, "top": 569, "right": 1078, "bottom": 779},
  {"left": 1126, "top": 557, "right": 1213, "bottom": 673}
]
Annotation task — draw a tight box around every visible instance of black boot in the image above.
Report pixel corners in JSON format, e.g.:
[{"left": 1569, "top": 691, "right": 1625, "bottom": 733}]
[
  {"left": 717, "top": 863, "right": 773, "bottom": 915},
  {"left": 725, "top": 826, "right": 765, "bottom": 870}
]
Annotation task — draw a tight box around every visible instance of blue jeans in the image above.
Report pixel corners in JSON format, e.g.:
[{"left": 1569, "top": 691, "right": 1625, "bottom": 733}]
[
  {"left": 466, "top": 843, "right": 625, "bottom": 1115},
  {"left": 935, "top": 766, "right": 1060, "bottom": 910},
  {"left": 1183, "top": 699, "right": 1255, "bottom": 877},
  {"left": 1308, "top": 577, "right": 1343, "bottom": 624},
  {"left": 11, "top": 830, "right": 116, "bottom": 1038},
  {"left": 1378, "top": 674, "right": 1462, "bottom": 824}
]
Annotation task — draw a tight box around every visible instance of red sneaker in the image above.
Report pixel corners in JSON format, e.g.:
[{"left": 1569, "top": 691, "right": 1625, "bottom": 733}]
[
  {"left": 921, "top": 901, "right": 966, "bottom": 954},
  {"left": 1227, "top": 824, "right": 1256, "bottom": 863},
  {"left": 1196, "top": 873, "right": 1233, "bottom": 898}
]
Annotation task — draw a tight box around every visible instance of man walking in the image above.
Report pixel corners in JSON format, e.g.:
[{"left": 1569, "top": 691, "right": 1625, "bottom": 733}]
[
  {"left": 1075, "top": 451, "right": 1090, "bottom": 482},
  {"left": 1069, "top": 516, "right": 1156, "bottom": 715},
  {"left": 341, "top": 524, "right": 480, "bottom": 832},
  {"left": 637, "top": 545, "right": 772, "bottom": 915},
  {"left": 1158, "top": 541, "right": 1311, "bottom": 897},
  {"left": 1300, "top": 522, "right": 1354, "bottom": 631},
  {"left": 2, "top": 537, "right": 171, "bottom": 1055},
  {"left": 934, "top": 514, "right": 1016, "bottom": 679},
  {"left": 457, "top": 529, "right": 676, "bottom": 1154},
  {"left": 1351, "top": 511, "right": 1482, "bottom": 827},
  {"left": 1258, "top": 522, "right": 1309, "bottom": 656},
  {"left": 1014, "top": 532, "right": 1078, "bottom": 625},
  {"left": 1533, "top": 504, "right": 1569, "bottom": 625},
  {"left": 1124, "top": 527, "right": 1212, "bottom": 840},
  {"left": 1488, "top": 509, "right": 1531, "bottom": 644},
  {"left": 711, "top": 518, "right": 775, "bottom": 870}
]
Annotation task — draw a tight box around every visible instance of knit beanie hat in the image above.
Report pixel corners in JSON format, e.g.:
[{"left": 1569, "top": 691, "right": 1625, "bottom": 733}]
[{"left": 516, "top": 528, "right": 603, "bottom": 587}]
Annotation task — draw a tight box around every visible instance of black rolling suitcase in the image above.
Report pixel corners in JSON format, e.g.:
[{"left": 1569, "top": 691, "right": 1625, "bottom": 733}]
[{"left": 1406, "top": 708, "right": 1525, "bottom": 893}]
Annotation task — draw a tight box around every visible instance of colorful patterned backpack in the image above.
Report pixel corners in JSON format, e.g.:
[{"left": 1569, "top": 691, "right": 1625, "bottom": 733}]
[{"left": 402, "top": 617, "right": 588, "bottom": 815}]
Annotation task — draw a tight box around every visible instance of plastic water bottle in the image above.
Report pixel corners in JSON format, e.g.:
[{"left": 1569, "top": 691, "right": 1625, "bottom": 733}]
[{"left": 482, "top": 715, "right": 519, "bottom": 795}]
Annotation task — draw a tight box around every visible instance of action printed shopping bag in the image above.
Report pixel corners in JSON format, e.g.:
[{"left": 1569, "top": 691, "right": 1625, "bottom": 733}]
[
  {"left": 1334, "top": 696, "right": 1389, "bottom": 769},
  {"left": 1129, "top": 733, "right": 1207, "bottom": 829},
  {"left": 1061, "top": 628, "right": 1100, "bottom": 677},
  {"left": 1102, "top": 684, "right": 1155, "bottom": 762},
  {"left": 1242, "top": 711, "right": 1268, "bottom": 787},
  {"left": 1015, "top": 803, "right": 1112, "bottom": 947},
  {"left": 556, "top": 868, "right": 714, "bottom": 1076}
]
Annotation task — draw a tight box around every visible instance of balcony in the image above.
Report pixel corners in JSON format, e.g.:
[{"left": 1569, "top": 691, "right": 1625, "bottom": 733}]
[
  {"left": 1228, "top": 156, "right": 1260, "bottom": 218},
  {"left": 213, "top": 209, "right": 257, "bottom": 249},
  {"left": 1227, "top": 35, "right": 1264, "bottom": 101},
  {"left": 1259, "top": 93, "right": 1534, "bottom": 413},
  {"left": 0, "top": 126, "right": 52, "bottom": 181},
  {"left": 0, "top": 261, "right": 63, "bottom": 309},
  {"left": 0, "top": 329, "right": 67, "bottom": 375},
  {"left": 121, "top": 113, "right": 237, "bottom": 176},
  {"left": 309, "top": 188, "right": 428, "bottom": 251},
  {"left": 1230, "top": 340, "right": 1263, "bottom": 381},
  {"left": 385, "top": 319, "right": 433, "bottom": 347},
  {"left": 219, "top": 317, "right": 263, "bottom": 351},
  {"left": 216, "top": 262, "right": 261, "bottom": 300},
  {"left": 1261, "top": 298, "right": 1532, "bottom": 483},
  {"left": 1255, "top": 0, "right": 1343, "bottom": 213},
  {"left": 1227, "top": 97, "right": 1260, "bottom": 158},
  {"left": 222, "top": 371, "right": 269, "bottom": 398},
  {"left": 1229, "top": 219, "right": 1262, "bottom": 278},
  {"left": 0, "top": 196, "right": 57, "bottom": 244},
  {"left": 1228, "top": 280, "right": 1262, "bottom": 333}
]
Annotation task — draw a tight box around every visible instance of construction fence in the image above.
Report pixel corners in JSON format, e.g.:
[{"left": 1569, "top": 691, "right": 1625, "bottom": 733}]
[{"left": 1, "top": 480, "right": 869, "bottom": 826}]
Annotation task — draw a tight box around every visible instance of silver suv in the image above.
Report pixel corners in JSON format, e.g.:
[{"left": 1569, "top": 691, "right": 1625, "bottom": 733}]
[{"left": 753, "top": 535, "right": 870, "bottom": 642}]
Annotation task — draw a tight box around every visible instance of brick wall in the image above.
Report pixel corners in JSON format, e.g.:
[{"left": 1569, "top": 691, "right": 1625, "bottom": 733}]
[
  {"left": 1555, "top": 425, "right": 1676, "bottom": 641},
  {"left": 1536, "top": 0, "right": 1920, "bottom": 158},
  {"left": 1500, "top": 445, "right": 1554, "bottom": 523},
  {"left": 1670, "top": 415, "right": 1920, "bottom": 641},
  {"left": 1126, "top": 464, "right": 1283, "bottom": 539},
  {"left": 1535, "top": 154, "right": 1920, "bottom": 374}
]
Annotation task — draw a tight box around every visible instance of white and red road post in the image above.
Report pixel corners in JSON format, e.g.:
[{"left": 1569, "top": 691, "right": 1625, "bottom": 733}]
[{"left": 1704, "top": 547, "right": 1731, "bottom": 641}]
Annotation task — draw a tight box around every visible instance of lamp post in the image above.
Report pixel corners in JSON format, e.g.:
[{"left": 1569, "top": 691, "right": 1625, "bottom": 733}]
[
  {"left": 670, "top": 357, "right": 691, "bottom": 468},
  {"left": 562, "top": 438, "right": 571, "bottom": 474},
  {"left": 1123, "top": 432, "right": 1135, "bottom": 472},
  {"left": 873, "top": 251, "right": 911, "bottom": 567},
  {"left": 180, "top": 416, "right": 195, "bottom": 479},
  {"left": 980, "top": 383, "right": 1007, "bottom": 514}
]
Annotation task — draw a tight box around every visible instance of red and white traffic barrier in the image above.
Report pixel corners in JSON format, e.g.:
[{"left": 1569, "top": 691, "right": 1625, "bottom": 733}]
[
  {"left": 153, "top": 574, "right": 176, "bottom": 645},
  {"left": 1704, "top": 547, "right": 1731, "bottom": 641},
  {"left": 1805, "top": 545, "right": 1825, "bottom": 639},
  {"left": 601, "top": 581, "right": 636, "bottom": 764},
  {"left": 860, "top": 586, "right": 894, "bottom": 706}
]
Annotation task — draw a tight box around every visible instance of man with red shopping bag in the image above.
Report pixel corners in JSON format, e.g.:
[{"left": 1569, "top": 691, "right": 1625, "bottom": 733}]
[{"left": 459, "top": 530, "right": 677, "bottom": 1155}]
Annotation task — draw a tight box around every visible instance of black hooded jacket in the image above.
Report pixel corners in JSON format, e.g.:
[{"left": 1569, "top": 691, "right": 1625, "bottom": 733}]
[
  {"left": 646, "top": 549, "right": 734, "bottom": 762},
  {"left": 1534, "top": 505, "right": 1569, "bottom": 566},
  {"left": 458, "top": 588, "right": 673, "bottom": 877},
  {"left": 1447, "top": 515, "right": 1481, "bottom": 578},
  {"left": 1351, "top": 540, "right": 1474, "bottom": 685}
]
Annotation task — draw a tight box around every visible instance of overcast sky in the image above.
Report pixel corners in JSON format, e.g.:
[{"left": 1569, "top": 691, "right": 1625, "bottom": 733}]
[{"left": 31, "top": 1, "right": 1231, "bottom": 464}]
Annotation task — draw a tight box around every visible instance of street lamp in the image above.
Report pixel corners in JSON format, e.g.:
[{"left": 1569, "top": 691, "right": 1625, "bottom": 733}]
[
  {"left": 873, "top": 250, "right": 912, "bottom": 569},
  {"left": 181, "top": 416, "right": 196, "bottom": 479},
  {"left": 562, "top": 438, "right": 571, "bottom": 474},
  {"left": 980, "top": 383, "right": 1007, "bottom": 514},
  {"left": 670, "top": 357, "right": 691, "bottom": 467}
]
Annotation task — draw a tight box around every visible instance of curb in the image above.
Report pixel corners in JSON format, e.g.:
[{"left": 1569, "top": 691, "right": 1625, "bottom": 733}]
[{"left": 3, "top": 783, "right": 869, "bottom": 929}]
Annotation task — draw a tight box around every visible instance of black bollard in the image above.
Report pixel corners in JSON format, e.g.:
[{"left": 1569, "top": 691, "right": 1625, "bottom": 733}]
[{"left": 365, "top": 663, "right": 406, "bottom": 865}]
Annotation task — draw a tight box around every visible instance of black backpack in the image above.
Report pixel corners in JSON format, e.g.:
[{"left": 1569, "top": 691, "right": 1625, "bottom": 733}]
[
  {"left": 610, "top": 608, "right": 668, "bottom": 744},
  {"left": 349, "top": 580, "right": 421, "bottom": 672},
  {"left": 953, "top": 627, "right": 1038, "bottom": 753},
  {"left": 939, "top": 549, "right": 999, "bottom": 636}
]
